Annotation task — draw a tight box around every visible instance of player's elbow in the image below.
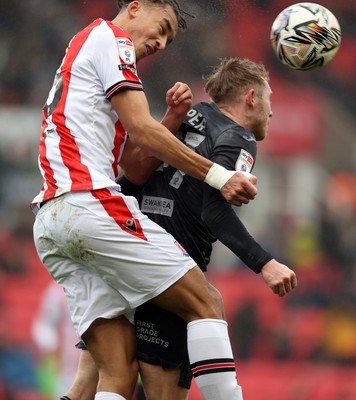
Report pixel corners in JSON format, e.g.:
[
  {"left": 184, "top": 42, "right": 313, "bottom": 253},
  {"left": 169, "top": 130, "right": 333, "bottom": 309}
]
[{"left": 126, "top": 119, "right": 156, "bottom": 149}]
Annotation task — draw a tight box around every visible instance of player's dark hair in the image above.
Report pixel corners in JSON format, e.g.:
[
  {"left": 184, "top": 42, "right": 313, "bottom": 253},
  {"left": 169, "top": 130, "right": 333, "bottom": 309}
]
[
  {"left": 204, "top": 57, "right": 270, "bottom": 104},
  {"left": 117, "top": 0, "right": 192, "bottom": 30}
]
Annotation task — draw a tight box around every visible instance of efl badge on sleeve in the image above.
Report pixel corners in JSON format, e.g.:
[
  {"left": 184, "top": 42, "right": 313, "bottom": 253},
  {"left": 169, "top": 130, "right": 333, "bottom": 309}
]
[
  {"left": 117, "top": 38, "right": 135, "bottom": 65},
  {"left": 235, "top": 149, "right": 254, "bottom": 173}
]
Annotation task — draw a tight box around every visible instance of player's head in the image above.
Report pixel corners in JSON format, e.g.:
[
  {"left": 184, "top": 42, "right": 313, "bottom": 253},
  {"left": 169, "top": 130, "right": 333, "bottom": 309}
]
[
  {"left": 204, "top": 57, "right": 272, "bottom": 141},
  {"left": 116, "top": 1, "right": 188, "bottom": 61}
]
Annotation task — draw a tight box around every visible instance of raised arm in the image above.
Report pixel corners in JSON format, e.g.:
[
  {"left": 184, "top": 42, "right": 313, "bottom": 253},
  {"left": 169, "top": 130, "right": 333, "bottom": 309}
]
[
  {"left": 119, "top": 82, "right": 193, "bottom": 185},
  {"left": 112, "top": 89, "right": 257, "bottom": 206}
]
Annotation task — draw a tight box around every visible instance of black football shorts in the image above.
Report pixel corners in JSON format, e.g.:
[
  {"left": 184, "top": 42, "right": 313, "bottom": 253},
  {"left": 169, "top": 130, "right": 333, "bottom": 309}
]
[{"left": 135, "top": 302, "right": 192, "bottom": 389}]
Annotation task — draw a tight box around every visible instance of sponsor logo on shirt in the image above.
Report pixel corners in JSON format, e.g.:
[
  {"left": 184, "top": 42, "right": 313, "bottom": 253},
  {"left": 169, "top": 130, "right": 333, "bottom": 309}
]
[
  {"left": 136, "top": 320, "right": 169, "bottom": 347},
  {"left": 117, "top": 38, "right": 133, "bottom": 47},
  {"left": 141, "top": 196, "right": 174, "bottom": 217},
  {"left": 44, "top": 128, "right": 56, "bottom": 136},
  {"left": 118, "top": 64, "right": 137, "bottom": 74}
]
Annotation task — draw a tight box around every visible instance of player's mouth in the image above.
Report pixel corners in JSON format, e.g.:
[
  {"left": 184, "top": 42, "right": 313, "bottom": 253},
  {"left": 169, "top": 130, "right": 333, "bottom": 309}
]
[{"left": 145, "top": 45, "right": 155, "bottom": 57}]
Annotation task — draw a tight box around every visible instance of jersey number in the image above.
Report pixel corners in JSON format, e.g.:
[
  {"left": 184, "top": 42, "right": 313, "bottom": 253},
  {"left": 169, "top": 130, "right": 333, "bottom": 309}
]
[{"left": 43, "top": 72, "right": 63, "bottom": 116}]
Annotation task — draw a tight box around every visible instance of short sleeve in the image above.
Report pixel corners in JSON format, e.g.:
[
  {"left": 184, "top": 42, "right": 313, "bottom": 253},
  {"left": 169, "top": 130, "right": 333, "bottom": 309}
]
[{"left": 89, "top": 21, "right": 143, "bottom": 100}]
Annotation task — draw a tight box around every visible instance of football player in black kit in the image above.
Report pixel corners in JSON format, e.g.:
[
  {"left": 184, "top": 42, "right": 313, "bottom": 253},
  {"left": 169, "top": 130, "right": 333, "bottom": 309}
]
[{"left": 60, "top": 57, "right": 297, "bottom": 400}]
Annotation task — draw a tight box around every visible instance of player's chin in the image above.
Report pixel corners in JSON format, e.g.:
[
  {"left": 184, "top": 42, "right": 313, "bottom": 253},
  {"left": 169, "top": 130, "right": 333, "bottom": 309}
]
[
  {"left": 136, "top": 49, "right": 148, "bottom": 62},
  {"left": 255, "top": 128, "right": 267, "bottom": 141}
]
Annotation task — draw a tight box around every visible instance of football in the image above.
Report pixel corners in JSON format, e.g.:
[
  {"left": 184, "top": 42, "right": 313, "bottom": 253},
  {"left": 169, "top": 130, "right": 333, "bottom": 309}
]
[{"left": 270, "top": 2, "right": 341, "bottom": 70}]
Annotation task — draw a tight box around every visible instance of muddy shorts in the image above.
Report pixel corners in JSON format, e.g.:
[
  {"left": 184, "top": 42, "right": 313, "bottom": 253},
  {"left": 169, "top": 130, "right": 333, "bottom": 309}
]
[{"left": 33, "top": 188, "right": 196, "bottom": 337}]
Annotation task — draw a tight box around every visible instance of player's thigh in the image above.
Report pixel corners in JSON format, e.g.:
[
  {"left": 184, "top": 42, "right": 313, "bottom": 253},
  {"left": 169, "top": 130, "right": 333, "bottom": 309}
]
[
  {"left": 139, "top": 362, "right": 189, "bottom": 400},
  {"left": 150, "top": 266, "right": 225, "bottom": 322},
  {"left": 83, "top": 315, "right": 136, "bottom": 370}
]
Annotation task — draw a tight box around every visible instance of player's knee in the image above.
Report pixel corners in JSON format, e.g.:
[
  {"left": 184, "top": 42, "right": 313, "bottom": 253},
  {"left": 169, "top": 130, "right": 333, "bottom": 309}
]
[
  {"left": 186, "top": 284, "right": 225, "bottom": 321},
  {"left": 98, "top": 358, "right": 138, "bottom": 396},
  {"left": 204, "top": 284, "right": 225, "bottom": 319}
]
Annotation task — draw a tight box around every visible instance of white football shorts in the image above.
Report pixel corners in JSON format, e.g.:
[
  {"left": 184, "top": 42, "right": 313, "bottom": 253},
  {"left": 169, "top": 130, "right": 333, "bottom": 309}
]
[{"left": 33, "top": 188, "right": 196, "bottom": 337}]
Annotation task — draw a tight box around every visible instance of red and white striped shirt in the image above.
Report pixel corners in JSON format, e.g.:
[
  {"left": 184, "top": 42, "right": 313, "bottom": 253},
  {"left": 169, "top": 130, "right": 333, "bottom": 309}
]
[{"left": 32, "top": 19, "right": 143, "bottom": 208}]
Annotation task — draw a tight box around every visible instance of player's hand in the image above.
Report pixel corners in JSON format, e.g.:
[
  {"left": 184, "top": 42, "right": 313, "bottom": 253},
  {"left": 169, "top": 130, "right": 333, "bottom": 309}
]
[
  {"left": 220, "top": 172, "right": 258, "bottom": 206},
  {"left": 261, "top": 259, "right": 297, "bottom": 297},
  {"left": 166, "top": 82, "right": 193, "bottom": 118}
]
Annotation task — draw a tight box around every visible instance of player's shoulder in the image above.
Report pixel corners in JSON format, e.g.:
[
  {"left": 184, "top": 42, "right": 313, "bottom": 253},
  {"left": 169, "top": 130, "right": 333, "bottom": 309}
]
[
  {"left": 204, "top": 103, "right": 256, "bottom": 145},
  {"left": 87, "top": 19, "right": 130, "bottom": 41},
  {"left": 183, "top": 102, "right": 208, "bottom": 133},
  {"left": 232, "top": 125, "right": 256, "bottom": 144},
  {"left": 81, "top": 19, "right": 133, "bottom": 58},
  {"left": 183, "top": 102, "right": 230, "bottom": 134}
]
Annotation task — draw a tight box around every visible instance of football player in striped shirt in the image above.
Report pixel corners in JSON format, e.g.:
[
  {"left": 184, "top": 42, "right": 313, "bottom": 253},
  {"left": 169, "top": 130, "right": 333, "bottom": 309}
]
[{"left": 32, "top": 1, "right": 258, "bottom": 400}]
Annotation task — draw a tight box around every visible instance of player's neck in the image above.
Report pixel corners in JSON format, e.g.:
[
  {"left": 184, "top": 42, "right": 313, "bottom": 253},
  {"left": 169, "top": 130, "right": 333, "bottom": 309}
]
[{"left": 217, "top": 103, "right": 245, "bottom": 127}]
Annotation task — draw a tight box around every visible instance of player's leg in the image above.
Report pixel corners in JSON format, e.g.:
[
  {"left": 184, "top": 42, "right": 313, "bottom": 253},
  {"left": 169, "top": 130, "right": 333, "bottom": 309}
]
[
  {"left": 34, "top": 191, "right": 240, "bottom": 399},
  {"left": 135, "top": 302, "right": 191, "bottom": 400},
  {"left": 34, "top": 193, "right": 140, "bottom": 400},
  {"left": 33, "top": 259, "right": 138, "bottom": 400},
  {"left": 82, "top": 315, "right": 138, "bottom": 399},
  {"left": 150, "top": 266, "right": 243, "bottom": 400},
  {"left": 139, "top": 362, "right": 189, "bottom": 400},
  {"left": 150, "top": 265, "right": 224, "bottom": 321},
  {"left": 64, "top": 349, "right": 98, "bottom": 400},
  {"left": 61, "top": 316, "right": 137, "bottom": 400}
]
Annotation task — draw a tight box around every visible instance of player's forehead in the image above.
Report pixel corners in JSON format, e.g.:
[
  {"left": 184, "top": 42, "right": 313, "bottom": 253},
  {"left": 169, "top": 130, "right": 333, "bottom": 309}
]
[
  {"left": 150, "top": 3, "right": 179, "bottom": 40},
  {"left": 261, "top": 79, "right": 272, "bottom": 96}
]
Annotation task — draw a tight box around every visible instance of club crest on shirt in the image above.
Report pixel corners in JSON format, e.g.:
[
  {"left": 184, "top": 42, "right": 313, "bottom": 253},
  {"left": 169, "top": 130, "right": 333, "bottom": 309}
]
[{"left": 235, "top": 149, "right": 254, "bottom": 173}]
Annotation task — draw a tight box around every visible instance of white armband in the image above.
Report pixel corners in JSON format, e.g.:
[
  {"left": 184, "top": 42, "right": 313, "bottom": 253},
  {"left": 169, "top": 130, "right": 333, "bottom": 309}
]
[{"left": 204, "top": 163, "right": 237, "bottom": 190}]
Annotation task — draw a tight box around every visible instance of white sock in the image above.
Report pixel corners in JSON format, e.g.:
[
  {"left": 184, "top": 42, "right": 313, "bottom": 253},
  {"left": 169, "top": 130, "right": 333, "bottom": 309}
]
[
  {"left": 94, "top": 393, "right": 126, "bottom": 400},
  {"left": 187, "top": 319, "right": 243, "bottom": 400}
]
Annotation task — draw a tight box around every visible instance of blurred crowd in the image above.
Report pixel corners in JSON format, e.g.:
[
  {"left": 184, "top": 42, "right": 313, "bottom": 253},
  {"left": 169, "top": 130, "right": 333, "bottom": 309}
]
[{"left": 0, "top": 0, "right": 356, "bottom": 399}]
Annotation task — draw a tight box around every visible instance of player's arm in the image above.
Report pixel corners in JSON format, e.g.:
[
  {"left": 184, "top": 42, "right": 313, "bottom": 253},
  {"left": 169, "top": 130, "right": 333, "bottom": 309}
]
[
  {"left": 119, "top": 82, "right": 192, "bottom": 185},
  {"left": 201, "top": 195, "right": 297, "bottom": 296},
  {"left": 202, "top": 193, "right": 272, "bottom": 274},
  {"left": 111, "top": 89, "right": 257, "bottom": 206},
  {"left": 203, "top": 130, "right": 296, "bottom": 295}
]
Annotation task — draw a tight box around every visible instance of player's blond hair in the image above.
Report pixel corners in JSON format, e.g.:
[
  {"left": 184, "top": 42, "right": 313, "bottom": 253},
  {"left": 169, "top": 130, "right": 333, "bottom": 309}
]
[
  {"left": 204, "top": 58, "right": 270, "bottom": 104},
  {"left": 117, "top": 0, "right": 189, "bottom": 30}
]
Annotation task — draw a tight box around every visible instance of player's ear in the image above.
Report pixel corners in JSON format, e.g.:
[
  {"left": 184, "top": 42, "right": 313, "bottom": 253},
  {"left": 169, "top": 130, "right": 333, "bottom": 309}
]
[
  {"left": 246, "top": 88, "right": 255, "bottom": 107},
  {"left": 127, "top": 1, "right": 142, "bottom": 18}
]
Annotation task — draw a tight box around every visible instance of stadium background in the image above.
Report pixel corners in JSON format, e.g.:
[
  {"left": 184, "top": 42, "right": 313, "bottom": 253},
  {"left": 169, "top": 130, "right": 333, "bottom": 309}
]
[{"left": 0, "top": 0, "right": 355, "bottom": 399}]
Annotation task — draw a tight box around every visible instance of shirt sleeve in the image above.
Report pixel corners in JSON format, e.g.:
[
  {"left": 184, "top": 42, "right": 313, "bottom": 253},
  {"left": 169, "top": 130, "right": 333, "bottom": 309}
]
[
  {"left": 208, "top": 128, "right": 256, "bottom": 173},
  {"left": 201, "top": 196, "right": 273, "bottom": 273},
  {"left": 200, "top": 128, "right": 272, "bottom": 273},
  {"left": 90, "top": 21, "right": 143, "bottom": 100}
]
